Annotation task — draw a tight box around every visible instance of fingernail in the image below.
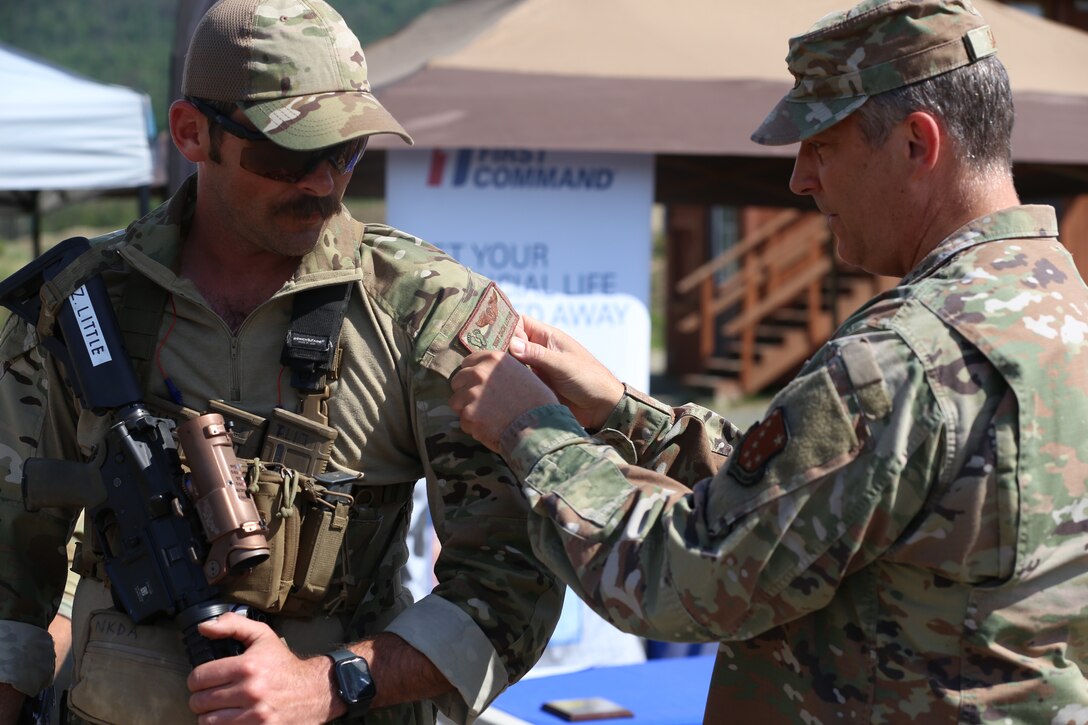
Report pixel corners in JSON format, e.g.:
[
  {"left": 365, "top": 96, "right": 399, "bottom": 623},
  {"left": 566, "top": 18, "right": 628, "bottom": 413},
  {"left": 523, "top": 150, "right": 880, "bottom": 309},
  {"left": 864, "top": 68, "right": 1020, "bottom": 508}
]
[{"left": 510, "top": 338, "right": 525, "bottom": 355}]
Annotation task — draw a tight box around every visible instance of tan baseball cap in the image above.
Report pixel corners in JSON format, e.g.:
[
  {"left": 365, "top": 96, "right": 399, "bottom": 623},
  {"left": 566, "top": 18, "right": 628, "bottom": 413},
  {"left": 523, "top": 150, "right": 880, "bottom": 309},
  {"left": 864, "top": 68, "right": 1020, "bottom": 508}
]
[
  {"left": 752, "top": 0, "right": 997, "bottom": 146},
  {"left": 182, "top": 0, "right": 413, "bottom": 150}
]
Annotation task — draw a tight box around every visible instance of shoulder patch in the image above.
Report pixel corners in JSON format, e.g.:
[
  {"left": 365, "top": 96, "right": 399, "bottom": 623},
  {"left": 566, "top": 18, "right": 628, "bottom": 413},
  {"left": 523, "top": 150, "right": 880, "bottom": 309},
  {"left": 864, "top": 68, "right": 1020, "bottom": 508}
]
[
  {"left": 728, "top": 407, "right": 789, "bottom": 487},
  {"left": 457, "top": 282, "right": 518, "bottom": 353}
]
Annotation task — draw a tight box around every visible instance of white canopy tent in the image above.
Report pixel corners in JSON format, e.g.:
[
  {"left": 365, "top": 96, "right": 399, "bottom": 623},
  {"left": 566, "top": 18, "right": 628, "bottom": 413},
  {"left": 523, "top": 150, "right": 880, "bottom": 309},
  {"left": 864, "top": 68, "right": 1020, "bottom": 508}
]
[{"left": 0, "top": 43, "right": 155, "bottom": 254}]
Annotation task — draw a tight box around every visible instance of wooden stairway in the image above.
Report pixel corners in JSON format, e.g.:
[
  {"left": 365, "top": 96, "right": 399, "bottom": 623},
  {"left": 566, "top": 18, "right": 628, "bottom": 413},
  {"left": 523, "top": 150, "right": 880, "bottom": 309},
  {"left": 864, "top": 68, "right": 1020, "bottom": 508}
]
[{"left": 668, "top": 208, "right": 896, "bottom": 399}]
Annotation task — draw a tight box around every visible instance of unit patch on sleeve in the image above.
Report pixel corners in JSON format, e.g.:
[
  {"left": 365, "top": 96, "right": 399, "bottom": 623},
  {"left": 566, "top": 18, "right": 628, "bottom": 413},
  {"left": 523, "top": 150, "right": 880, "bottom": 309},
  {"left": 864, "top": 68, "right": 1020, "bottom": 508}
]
[
  {"left": 728, "top": 406, "right": 789, "bottom": 487},
  {"left": 458, "top": 282, "right": 518, "bottom": 353}
]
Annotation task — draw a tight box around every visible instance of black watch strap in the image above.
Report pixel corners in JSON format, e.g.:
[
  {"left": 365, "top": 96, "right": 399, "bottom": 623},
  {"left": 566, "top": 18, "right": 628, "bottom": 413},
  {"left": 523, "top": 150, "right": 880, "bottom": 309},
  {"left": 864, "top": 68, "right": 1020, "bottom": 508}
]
[{"left": 325, "top": 648, "right": 376, "bottom": 719}]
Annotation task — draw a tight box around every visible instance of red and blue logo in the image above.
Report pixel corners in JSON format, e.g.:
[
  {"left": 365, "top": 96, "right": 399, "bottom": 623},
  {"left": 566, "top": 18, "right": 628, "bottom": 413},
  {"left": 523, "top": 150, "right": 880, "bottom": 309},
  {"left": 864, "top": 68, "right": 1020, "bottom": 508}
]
[
  {"left": 426, "top": 149, "right": 474, "bottom": 187},
  {"left": 425, "top": 149, "right": 615, "bottom": 191}
]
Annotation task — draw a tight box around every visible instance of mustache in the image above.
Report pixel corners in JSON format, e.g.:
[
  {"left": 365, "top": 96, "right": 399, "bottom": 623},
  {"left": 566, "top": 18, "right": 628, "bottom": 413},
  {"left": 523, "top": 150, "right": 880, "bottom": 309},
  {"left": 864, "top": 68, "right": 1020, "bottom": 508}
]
[{"left": 275, "top": 194, "right": 342, "bottom": 220}]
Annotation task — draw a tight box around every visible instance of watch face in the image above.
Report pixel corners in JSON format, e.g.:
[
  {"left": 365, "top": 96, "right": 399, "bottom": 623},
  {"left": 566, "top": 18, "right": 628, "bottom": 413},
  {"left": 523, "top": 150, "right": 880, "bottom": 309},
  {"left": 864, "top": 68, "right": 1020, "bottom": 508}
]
[{"left": 338, "top": 657, "right": 375, "bottom": 705}]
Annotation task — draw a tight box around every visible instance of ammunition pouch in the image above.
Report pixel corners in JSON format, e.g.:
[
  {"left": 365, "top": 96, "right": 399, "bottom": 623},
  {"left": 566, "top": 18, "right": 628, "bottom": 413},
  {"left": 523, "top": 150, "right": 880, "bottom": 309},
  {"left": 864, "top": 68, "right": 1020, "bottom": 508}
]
[
  {"left": 219, "top": 463, "right": 416, "bottom": 622},
  {"left": 217, "top": 461, "right": 353, "bottom": 617}
]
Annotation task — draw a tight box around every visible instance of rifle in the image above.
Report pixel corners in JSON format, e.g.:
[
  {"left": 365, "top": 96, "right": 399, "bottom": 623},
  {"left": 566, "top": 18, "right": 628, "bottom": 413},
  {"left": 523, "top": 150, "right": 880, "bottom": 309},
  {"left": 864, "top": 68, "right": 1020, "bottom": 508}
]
[{"left": 0, "top": 236, "right": 270, "bottom": 666}]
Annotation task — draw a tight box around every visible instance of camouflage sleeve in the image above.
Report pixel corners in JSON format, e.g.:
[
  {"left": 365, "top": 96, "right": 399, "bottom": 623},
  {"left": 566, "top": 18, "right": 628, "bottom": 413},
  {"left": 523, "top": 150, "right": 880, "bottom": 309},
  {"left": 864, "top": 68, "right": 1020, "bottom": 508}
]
[
  {"left": 593, "top": 384, "right": 739, "bottom": 485},
  {"left": 366, "top": 233, "right": 562, "bottom": 721},
  {"left": 498, "top": 333, "right": 946, "bottom": 642},
  {"left": 0, "top": 316, "right": 81, "bottom": 694}
]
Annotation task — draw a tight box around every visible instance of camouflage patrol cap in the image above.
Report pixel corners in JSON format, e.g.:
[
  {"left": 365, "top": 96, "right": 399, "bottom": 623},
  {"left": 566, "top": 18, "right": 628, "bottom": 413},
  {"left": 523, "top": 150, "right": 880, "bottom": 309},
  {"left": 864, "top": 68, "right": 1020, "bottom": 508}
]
[
  {"left": 182, "top": 0, "right": 413, "bottom": 150},
  {"left": 751, "top": 0, "right": 997, "bottom": 146}
]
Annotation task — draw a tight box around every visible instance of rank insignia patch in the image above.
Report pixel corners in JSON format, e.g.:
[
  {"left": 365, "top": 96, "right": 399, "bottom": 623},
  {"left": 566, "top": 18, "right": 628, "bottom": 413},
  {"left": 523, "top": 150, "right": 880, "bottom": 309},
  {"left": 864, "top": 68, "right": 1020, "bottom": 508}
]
[
  {"left": 458, "top": 282, "right": 518, "bottom": 353},
  {"left": 729, "top": 406, "right": 789, "bottom": 486}
]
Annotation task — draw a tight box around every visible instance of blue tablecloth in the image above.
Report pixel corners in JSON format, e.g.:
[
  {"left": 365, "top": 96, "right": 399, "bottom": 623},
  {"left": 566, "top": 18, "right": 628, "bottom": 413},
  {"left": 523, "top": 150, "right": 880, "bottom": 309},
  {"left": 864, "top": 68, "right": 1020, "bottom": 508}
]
[{"left": 488, "top": 654, "right": 716, "bottom": 724}]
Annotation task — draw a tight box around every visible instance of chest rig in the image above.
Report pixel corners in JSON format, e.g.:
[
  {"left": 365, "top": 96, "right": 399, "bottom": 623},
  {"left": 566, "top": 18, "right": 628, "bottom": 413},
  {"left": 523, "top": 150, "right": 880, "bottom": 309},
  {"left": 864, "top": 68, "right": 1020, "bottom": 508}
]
[{"left": 63, "top": 252, "right": 411, "bottom": 620}]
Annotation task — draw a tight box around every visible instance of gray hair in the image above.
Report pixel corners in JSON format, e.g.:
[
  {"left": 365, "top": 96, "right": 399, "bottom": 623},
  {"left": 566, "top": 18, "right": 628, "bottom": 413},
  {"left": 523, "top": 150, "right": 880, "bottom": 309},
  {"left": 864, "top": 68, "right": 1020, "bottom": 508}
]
[{"left": 853, "top": 55, "right": 1014, "bottom": 174}]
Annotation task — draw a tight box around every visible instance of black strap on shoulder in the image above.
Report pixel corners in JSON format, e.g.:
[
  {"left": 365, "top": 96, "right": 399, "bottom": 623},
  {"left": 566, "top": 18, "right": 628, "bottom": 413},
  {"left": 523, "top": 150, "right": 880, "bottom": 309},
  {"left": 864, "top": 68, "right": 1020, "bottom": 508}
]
[{"left": 280, "top": 283, "right": 354, "bottom": 393}]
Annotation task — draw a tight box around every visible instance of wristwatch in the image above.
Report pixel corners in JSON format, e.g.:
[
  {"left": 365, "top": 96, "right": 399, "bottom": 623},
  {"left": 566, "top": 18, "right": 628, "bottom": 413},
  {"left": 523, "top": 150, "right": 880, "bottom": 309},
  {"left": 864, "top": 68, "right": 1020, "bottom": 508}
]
[{"left": 325, "top": 648, "right": 377, "bottom": 719}]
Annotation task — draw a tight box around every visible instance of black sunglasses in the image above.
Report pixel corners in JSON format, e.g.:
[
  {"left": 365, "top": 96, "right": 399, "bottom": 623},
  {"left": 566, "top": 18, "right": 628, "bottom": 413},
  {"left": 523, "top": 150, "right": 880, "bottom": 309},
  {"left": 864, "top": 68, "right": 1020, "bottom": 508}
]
[{"left": 187, "top": 97, "right": 367, "bottom": 183}]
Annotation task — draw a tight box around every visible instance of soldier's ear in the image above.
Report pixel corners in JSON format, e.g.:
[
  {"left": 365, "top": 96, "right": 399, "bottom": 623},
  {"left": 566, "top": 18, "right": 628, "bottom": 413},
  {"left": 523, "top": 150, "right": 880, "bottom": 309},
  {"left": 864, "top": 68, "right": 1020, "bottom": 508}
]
[
  {"left": 902, "top": 111, "right": 941, "bottom": 176},
  {"left": 170, "top": 99, "right": 212, "bottom": 163}
]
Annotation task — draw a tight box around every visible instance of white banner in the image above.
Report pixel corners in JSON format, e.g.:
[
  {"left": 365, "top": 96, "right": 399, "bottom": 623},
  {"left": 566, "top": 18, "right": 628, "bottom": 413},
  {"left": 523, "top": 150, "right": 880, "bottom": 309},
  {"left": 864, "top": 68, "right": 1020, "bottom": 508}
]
[
  {"left": 386, "top": 149, "right": 654, "bottom": 390},
  {"left": 389, "top": 149, "right": 656, "bottom": 676}
]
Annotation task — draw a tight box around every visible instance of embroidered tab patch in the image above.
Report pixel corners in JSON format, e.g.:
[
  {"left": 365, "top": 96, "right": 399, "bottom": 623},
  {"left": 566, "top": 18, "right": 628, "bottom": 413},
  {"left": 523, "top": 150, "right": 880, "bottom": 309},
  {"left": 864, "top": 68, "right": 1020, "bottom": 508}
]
[
  {"left": 729, "top": 407, "right": 789, "bottom": 487},
  {"left": 458, "top": 282, "right": 518, "bottom": 353}
]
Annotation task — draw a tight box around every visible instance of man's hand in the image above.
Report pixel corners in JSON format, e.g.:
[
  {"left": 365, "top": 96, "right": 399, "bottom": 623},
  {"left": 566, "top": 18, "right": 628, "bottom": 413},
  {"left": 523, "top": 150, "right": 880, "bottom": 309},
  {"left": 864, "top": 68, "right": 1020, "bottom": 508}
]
[
  {"left": 511, "top": 316, "right": 625, "bottom": 430},
  {"left": 188, "top": 614, "right": 453, "bottom": 724},
  {"left": 188, "top": 613, "right": 337, "bottom": 724},
  {"left": 451, "top": 350, "right": 559, "bottom": 453}
]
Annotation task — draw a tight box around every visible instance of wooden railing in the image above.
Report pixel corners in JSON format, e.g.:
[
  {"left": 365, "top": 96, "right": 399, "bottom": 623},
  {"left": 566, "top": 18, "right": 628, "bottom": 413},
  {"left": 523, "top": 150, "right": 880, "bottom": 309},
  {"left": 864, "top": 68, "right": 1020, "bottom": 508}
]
[{"left": 672, "top": 209, "right": 889, "bottom": 396}]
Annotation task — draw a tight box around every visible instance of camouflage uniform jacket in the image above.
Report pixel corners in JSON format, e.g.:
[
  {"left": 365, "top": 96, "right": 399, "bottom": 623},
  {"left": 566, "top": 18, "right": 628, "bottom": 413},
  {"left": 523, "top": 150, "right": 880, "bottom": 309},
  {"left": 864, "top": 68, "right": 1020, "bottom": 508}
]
[
  {"left": 499, "top": 205, "right": 1088, "bottom": 723},
  {"left": 0, "top": 177, "right": 562, "bottom": 724}
]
